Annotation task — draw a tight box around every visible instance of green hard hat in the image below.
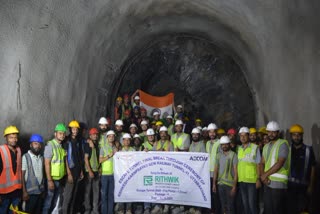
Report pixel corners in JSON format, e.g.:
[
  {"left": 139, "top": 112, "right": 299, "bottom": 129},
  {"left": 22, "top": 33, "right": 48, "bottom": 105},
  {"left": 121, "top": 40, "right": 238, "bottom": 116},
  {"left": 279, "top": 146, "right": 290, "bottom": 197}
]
[{"left": 55, "top": 123, "right": 67, "bottom": 132}]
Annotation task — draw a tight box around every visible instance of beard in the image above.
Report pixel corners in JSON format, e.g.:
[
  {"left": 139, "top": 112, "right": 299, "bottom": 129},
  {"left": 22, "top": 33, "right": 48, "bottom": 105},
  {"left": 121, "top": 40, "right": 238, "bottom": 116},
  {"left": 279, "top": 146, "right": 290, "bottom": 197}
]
[
  {"left": 30, "top": 147, "right": 41, "bottom": 155},
  {"left": 100, "top": 128, "right": 107, "bottom": 133},
  {"left": 292, "top": 139, "right": 302, "bottom": 145}
]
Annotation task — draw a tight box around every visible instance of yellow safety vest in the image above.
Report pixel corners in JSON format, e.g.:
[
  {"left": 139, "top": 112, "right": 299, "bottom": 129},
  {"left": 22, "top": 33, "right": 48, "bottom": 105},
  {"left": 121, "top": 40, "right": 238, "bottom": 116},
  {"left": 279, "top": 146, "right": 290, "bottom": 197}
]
[
  {"left": 49, "top": 140, "right": 66, "bottom": 180},
  {"left": 171, "top": 133, "right": 189, "bottom": 149},
  {"left": 98, "top": 133, "right": 108, "bottom": 148},
  {"left": 238, "top": 143, "right": 258, "bottom": 183},
  {"left": 85, "top": 146, "right": 99, "bottom": 172},
  {"left": 217, "top": 151, "right": 236, "bottom": 187},
  {"left": 168, "top": 124, "right": 174, "bottom": 136},
  {"left": 155, "top": 140, "right": 171, "bottom": 151},
  {"left": 101, "top": 144, "right": 114, "bottom": 175},
  {"left": 121, "top": 147, "right": 135, "bottom": 152},
  {"left": 263, "top": 139, "right": 291, "bottom": 184},
  {"left": 143, "top": 141, "right": 153, "bottom": 150},
  {"left": 206, "top": 139, "right": 220, "bottom": 172}
]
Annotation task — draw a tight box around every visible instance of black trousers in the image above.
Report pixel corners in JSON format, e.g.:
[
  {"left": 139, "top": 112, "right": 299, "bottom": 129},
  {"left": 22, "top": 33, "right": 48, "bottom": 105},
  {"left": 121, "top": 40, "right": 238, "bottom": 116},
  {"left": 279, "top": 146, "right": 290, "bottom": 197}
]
[{"left": 264, "top": 186, "right": 286, "bottom": 214}]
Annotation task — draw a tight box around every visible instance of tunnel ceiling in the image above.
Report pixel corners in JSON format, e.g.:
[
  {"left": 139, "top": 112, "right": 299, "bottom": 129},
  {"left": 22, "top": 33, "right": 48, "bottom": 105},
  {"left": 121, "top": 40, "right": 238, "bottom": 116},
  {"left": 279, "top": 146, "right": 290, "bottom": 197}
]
[{"left": 115, "top": 34, "right": 255, "bottom": 128}]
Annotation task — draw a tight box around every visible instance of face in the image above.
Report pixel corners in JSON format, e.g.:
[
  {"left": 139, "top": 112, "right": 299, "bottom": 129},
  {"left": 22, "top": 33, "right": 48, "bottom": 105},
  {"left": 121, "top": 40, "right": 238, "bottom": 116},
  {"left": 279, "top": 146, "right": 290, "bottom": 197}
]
[
  {"left": 192, "top": 133, "right": 200, "bottom": 142},
  {"left": 134, "top": 108, "right": 139, "bottom": 114},
  {"left": 141, "top": 111, "right": 147, "bottom": 117},
  {"left": 166, "top": 118, "right": 172, "bottom": 124},
  {"left": 107, "top": 134, "right": 115, "bottom": 143},
  {"left": 195, "top": 121, "right": 201, "bottom": 127},
  {"left": 202, "top": 131, "right": 209, "bottom": 138},
  {"left": 124, "top": 97, "right": 129, "bottom": 104},
  {"left": 141, "top": 124, "right": 148, "bottom": 131},
  {"left": 71, "top": 127, "right": 79, "bottom": 137},
  {"left": 239, "top": 133, "right": 249, "bottom": 144},
  {"left": 55, "top": 131, "right": 66, "bottom": 142},
  {"left": 116, "top": 100, "right": 122, "bottom": 106},
  {"left": 160, "top": 131, "right": 167, "bottom": 140},
  {"left": 267, "top": 131, "right": 279, "bottom": 142},
  {"left": 156, "top": 125, "right": 161, "bottom": 131},
  {"left": 123, "top": 138, "right": 130, "bottom": 147},
  {"left": 291, "top": 133, "right": 303, "bottom": 144},
  {"left": 147, "top": 135, "right": 155, "bottom": 143},
  {"left": 262, "top": 134, "right": 269, "bottom": 145},
  {"left": 134, "top": 99, "right": 140, "bottom": 105},
  {"left": 249, "top": 133, "right": 257, "bottom": 142},
  {"left": 153, "top": 115, "right": 160, "bottom": 121},
  {"left": 228, "top": 134, "right": 235, "bottom": 141},
  {"left": 134, "top": 138, "right": 141, "bottom": 147},
  {"left": 115, "top": 125, "right": 123, "bottom": 132},
  {"left": 177, "top": 107, "right": 182, "bottom": 113},
  {"left": 89, "top": 133, "right": 98, "bottom": 141},
  {"left": 209, "top": 130, "right": 217, "bottom": 140},
  {"left": 221, "top": 143, "right": 230, "bottom": 152},
  {"left": 175, "top": 125, "right": 183, "bottom": 133},
  {"left": 30, "top": 142, "right": 42, "bottom": 155},
  {"left": 99, "top": 124, "right": 108, "bottom": 133},
  {"left": 6, "top": 134, "right": 18, "bottom": 147},
  {"left": 130, "top": 127, "right": 137, "bottom": 134}
]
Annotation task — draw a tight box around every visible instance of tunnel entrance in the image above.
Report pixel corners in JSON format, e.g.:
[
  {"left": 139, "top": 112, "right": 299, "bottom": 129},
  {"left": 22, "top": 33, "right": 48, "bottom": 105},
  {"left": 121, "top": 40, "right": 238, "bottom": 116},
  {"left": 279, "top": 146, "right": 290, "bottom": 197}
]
[{"left": 112, "top": 34, "right": 255, "bottom": 129}]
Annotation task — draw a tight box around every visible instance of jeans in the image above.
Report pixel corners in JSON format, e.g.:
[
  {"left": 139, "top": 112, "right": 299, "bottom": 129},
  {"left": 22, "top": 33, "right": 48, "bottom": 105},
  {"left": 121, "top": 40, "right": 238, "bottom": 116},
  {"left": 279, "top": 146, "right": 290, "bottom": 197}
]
[
  {"left": 101, "top": 175, "right": 114, "bottom": 214},
  {"left": 0, "top": 197, "right": 20, "bottom": 214},
  {"left": 206, "top": 177, "right": 221, "bottom": 214},
  {"left": 239, "top": 182, "right": 257, "bottom": 214},
  {"left": 218, "top": 184, "right": 235, "bottom": 214},
  {"left": 42, "top": 180, "right": 62, "bottom": 214},
  {"left": 83, "top": 173, "right": 100, "bottom": 214},
  {"left": 24, "top": 194, "right": 44, "bottom": 213},
  {"left": 61, "top": 178, "right": 81, "bottom": 214},
  {"left": 264, "top": 186, "right": 286, "bottom": 214}
]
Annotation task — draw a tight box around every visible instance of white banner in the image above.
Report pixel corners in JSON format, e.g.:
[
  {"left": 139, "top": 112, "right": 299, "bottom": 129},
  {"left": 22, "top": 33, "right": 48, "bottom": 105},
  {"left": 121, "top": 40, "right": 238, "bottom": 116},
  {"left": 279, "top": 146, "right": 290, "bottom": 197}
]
[{"left": 114, "top": 152, "right": 211, "bottom": 208}]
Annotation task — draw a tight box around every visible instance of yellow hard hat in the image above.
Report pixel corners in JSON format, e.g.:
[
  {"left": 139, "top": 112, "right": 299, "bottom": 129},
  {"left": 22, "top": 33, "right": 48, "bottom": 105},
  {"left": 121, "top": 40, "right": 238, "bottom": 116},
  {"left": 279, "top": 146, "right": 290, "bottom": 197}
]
[
  {"left": 217, "top": 128, "right": 225, "bottom": 135},
  {"left": 116, "top": 96, "right": 122, "bottom": 101},
  {"left": 68, "top": 120, "right": 80, "bottom": 128},
  {"left": 4, "top": 126, "right": 19, "bottom": 137},
  {"left": 289, "top": 124, "right": 304, "bottom": 134},
  {"left": 258, "top": 126, "right": 267, "bottom": 134},
  {"left": 155, "top": 121, "right": 163, "bottom": 126},
  {"left": 195, "top": 118, "right": 202, "bottom": 123},
  {"left": 249, "top": 128, "right": 257, "bottom": 134}
]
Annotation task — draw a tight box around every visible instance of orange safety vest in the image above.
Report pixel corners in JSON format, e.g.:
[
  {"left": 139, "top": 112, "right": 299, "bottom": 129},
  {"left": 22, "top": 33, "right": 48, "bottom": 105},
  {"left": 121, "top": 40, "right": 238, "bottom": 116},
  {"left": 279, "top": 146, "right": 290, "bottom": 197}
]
[{"left": 0, "top": 144, "right": 22, "bottom": 194}]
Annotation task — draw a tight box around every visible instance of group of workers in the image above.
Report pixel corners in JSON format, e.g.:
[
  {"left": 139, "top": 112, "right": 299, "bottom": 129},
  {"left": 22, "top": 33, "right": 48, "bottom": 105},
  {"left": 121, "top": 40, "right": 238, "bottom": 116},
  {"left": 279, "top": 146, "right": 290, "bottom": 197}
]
[{"left": 0, "top": 92, "right": 317, "bottom": 214}]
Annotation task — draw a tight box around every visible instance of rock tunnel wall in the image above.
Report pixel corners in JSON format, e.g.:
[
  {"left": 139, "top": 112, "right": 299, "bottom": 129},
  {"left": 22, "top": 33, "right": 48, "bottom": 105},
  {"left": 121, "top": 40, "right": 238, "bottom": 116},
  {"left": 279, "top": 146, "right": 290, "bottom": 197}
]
[{"left": 0, "top": 0, "right": 320, "bottom": 163}]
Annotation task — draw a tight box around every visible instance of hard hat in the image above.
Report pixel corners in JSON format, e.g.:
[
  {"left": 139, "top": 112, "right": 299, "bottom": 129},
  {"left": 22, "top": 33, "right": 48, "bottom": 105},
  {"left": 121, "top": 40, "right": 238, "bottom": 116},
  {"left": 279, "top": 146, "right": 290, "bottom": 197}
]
[
  {"left": 159, "top": 126, "right": 168, "bottom": 132},
  {"left": 140, "top": 107, "right": 147, "bottom": 112},
  {"left": 134, "top": 96, "right": 140, "bottom": 100},
  {"left": 29, "top": 134, "right": 44, "bottom": 143},
  {"left": 146, "top": 128, "right": 155, "bottom": 136},
  {"left": 207, "top": 123, "right": 218, "bottom": 131},
  {"left": 266, "top": 121, "right": 280, "bottom": 131},
  {"left": 258, "top": 126, "right": 267, "bottom": 134},
  {"left": 217, "top": 128, "right": 226, "bottom": 135},
  {"left": 227, "top": 128, "right": 237, "bottom": 135},
  {"left": 89, "top": 128, "right": 99, "bottom": 135},
  {"left": 133, "top": 106, "right": 140, "bottom": 110},
  {"left": 123, "top": 94, "right": 129, "bottom": 99},
  {"left": 166, "top": 115, "right": 173, "bottom": 119},
  {"left": 177, "top": 105, "right": 183, "bottom": 109},
  {"left": 122, "top": 133, "right": 131, "bottom": 139},
  {"left": 116, "top": 96, "right": 122, "bottom": 101},
  {"left": 151, "top": 121, "right": 156, "bottom": 125},
  {"left": 289, "top": 124, "right": 304, "bottom": 134},
  {"left": 191, "top": 128, "right": 201, "bottom": 134},
  {"left": 202, "top": 127, "right": 208, "bottom": 131},
  {"left": 249, "top": 128, "right": 257, "bottom": 134},
  {"left": 3, "top": 126, "right": 19, "bottom": 137},
  {"left": 124, "top": 110, "right": 131, "bottom": 115},
  {"left": 130, "top": 123, "right": 137, "bottom": 129},
  {"left": 141, "top": 120, "right": 148, "bottom": 125},
  {"left": 196, "top": 126, "right": 202, "bottom": 131},
  {"left": 220, "top": 136, "right": 231, "bottom": 144},
  {"left": 55, "top": 123, "right": 67, "bottom": 132},
  {"left": 155, "top": 121, "right": 163, "bottom": 126},
  {"left": 133, "top": 134, "right": 141, "bottom": 138},
  {"left": 153, "top": 112, "right": 160, "bottom": 116},
  {"left": 195, "top": 118, "right": 202, "bottom": 123},
  {"left": 239, "top": 127, "right": 250, "bottom": 134},
  {"left": 175, "top": 120, "right": 183, "bottom": 126},
  {"left": 98, "top": 117, "right": 108, "bottom": 125},
  {"left": 68, "top": 120, "right": 80, "bottom": 129},
  {"left": 106, "top": 130, "right": 115, "bottom": 136},
  {"left": 115, "top": 120, "right": 124, "bottom": 126}
]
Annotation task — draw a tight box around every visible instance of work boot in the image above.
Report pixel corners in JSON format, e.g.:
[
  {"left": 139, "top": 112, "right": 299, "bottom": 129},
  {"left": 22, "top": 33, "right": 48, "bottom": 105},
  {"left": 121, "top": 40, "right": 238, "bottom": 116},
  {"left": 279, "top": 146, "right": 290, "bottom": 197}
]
[{"left": 151, "top": 205, "right": 162, "bottom": 214}]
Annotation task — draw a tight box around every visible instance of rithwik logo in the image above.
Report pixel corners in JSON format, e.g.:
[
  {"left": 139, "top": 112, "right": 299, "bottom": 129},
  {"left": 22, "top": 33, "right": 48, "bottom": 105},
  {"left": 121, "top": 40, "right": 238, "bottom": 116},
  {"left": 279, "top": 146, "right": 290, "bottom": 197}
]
[
  {"left": 189, "top": 156, "right": 208, "bottom": 161},
  {"left": 155, "top": 176, "right": 179, "bottom": 184}
]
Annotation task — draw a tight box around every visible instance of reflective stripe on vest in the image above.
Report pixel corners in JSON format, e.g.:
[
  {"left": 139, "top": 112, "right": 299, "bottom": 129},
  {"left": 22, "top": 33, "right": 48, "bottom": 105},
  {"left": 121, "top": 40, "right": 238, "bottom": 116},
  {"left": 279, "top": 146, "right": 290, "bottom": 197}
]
[
  {"left": 143, "top": 142, "right": 153, "bottom": 150},
  {"left": 85, "top": 146, "right": 99, "bottom": 172},
  {"left": 156, "top": 140, "right": 170, "bottom": 151},
  {"left": 264, "top": 139, "right": 290, "bottom": 183},
  {"left": 206, "top": 140, "right": 220, "bottom": 172},
  {"left": 217, "top": 152, "right": 235, "bottom": 187},
  {"left": 238, "top": 143, "right": 258, "bottom": 183},
  {"left": 49, "top": 140, "right": 66, "bottom": 180},
  {"left": 101, "top": 144, "right": 114, "bottom": 175},
  {"left": 25, "top": 153, "right": 44, "bottom": 194},
  {"left": 0, "top": 145, "right": 22, "bottom": 193},
  {"left": 171, "top": 133, "right": 189, "bottom": 149},
  {"left": 99, "top": 133, "right": 108, "bottom": 149},
  {"left": 121, "top": 147, "right": 135, "bottom": 152},
  {"left": 168, "top": 125, "right": 174, "bottom": 136}
]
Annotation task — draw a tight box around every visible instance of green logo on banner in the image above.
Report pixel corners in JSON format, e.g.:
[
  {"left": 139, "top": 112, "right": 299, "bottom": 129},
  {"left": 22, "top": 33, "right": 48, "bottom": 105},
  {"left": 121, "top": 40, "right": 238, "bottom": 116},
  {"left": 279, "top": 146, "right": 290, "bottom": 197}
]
[{"left": 144, "top": 176, "right": 153, "bottom": 186}]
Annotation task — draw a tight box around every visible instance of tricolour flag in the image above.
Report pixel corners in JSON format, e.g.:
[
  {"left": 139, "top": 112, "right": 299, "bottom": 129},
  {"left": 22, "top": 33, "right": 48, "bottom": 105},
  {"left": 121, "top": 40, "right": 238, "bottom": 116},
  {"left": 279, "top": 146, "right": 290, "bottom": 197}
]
[{"left": 139, "top": 90, "right": 174, "bottom": 118}]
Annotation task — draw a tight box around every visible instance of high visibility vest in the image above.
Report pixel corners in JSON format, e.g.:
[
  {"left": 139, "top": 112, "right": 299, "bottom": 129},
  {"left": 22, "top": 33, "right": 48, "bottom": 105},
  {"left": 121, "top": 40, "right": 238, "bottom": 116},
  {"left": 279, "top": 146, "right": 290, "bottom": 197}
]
[
  {"left": 143, "top": 141, "right": 153, "bottom": 150},
  {"left": 49, "top": 140, "right": 66, "bottom": 180},
  {"left": 217, "top": 151, "right": 236, "bottom": 187},
  {"left": 168, "top": 124, "right": 174, "bottom": 136},
  {"left": 206, "top": 139, "right": 220, "bottom": 172},
  {"left": 238, "top": 143, "right": 258, "bottom": 183},
  {"left": 85, "top": 146, "right": 99, "bottom": 172},
  {"left": 0, "top": 145, "right": 22, "bottom": 194},
  {"left": 263, "top": 139, "right": 291, "bottom": 184},
  {"left": 171, "top": 133, "right": 189, "bottom": 149},
  {"left": 155, "top": 140, "right": 171, "bottom": 151},
  {"left": 189, "top": 141, "right": 205, "bottom": 153},
  {"left": 121, "top": 147, "right": 135, "bottom": 152},
  {"left": 24, "top": 153, "right": 44, "bottom": 194},
  {"left": 101, "top": 144, "right": 114, "bottom": 175},
  {"left": 121, "top": 104, "right": 132, "bottom": 120},
  {"left": 99, "top": 133, "right": 108, "bottom": 148}
]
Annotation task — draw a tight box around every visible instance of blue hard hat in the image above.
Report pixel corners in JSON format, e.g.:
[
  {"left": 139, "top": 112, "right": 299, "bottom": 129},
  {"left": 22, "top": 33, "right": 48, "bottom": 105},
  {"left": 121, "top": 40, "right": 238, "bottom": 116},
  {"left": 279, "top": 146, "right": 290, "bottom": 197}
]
[{"left": 29, "top": 134, "right": 44, "bottom": 143}]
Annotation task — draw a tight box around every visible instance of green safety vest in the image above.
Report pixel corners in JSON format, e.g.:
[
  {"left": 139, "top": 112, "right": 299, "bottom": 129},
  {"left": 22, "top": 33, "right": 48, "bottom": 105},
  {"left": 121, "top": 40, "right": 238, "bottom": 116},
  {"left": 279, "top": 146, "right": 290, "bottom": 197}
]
[
  {"left": 189, "top": 141, "right": 204, "bottom": 153},
  {"left": 98, "top": 133, "right": 108, "bottom": 148},
  {"left": 206, "top": 139, "right": 220, "bottom": 172},
  {"left": 168, "top": 124, "right": 174, "bottom": 136},
  {"left": 48, "top": 140, "right": 66, "bottom": 180},
  {"left": 171, "top": 133, "right": 189, "bottom": 149},
  {"left": 217, "top": 151, "right": 236, "bottom": 187},
  {"left": 121, "top": 147, "right": 135, "bottom": 152},
  {"left": 155, "top": 140, "right": 171, "bottom": 151},
  {"left": 139, "top": 132, "right": 148, "bottom": 144},
  {"left": 143, "top": 141, "right": 153, "bottom": 150},
  {"left": 238, "top": 143, "right": 258, "bottom": 183},
  {"left": 263, "top": 139, "right": 291, "bottom": 184},
  {"left": 85, "top": 146, "right": 99, "bottom": 172},
  {"left": 101, "top": 144, "right": 114, "bottom": 175}
]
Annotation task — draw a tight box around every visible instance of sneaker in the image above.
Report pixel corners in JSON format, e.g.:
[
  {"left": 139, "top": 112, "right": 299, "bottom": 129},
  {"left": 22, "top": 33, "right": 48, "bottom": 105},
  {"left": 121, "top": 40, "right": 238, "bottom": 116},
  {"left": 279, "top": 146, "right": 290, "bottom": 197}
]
[{"left": 151, "top": 205, "right": 162, "bottom": 214}]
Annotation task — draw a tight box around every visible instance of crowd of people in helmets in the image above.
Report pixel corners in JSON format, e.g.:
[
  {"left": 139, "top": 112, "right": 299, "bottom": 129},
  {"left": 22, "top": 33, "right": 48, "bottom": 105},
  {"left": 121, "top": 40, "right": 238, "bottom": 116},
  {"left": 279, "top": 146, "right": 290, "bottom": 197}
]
[{"left": 0, "top": 91, "right": 316, "bottom": 214}]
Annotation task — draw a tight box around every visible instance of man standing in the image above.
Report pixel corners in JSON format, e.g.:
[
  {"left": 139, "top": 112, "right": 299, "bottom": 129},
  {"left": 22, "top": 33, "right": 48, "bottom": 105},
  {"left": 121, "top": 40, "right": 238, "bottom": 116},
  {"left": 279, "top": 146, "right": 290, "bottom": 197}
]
[
  {"left": 287, "top": 124, "right": 316, "bottom": 214},
  {"left": 22, "top": 134, "right": 45, "bottom": 213},
  {"left": 0, "top": 126, "right": 22, "bottom": 213},
  {"left": 98, "top": 117, "right": 109, "bottom": 148},
  {"left": 260, "top": 121, "right": 290, "bottom": 214},
  {"left": 43, "top": 123, "right": 67, "bottom": 214},
  {"left": 115, "top": 120, "right": 125, "bottom": 145},
  {"left": 189, "top": 128, "right": 206, "bottom": 153},
  {"left": 153, "top": 126, "right": 174, "bottom": 152},
  {"left": 237, "top": 127, "right": 261, "bottom": 214},
  {"left": 171, "top": 120, "right": 190, "bottom": 152}
]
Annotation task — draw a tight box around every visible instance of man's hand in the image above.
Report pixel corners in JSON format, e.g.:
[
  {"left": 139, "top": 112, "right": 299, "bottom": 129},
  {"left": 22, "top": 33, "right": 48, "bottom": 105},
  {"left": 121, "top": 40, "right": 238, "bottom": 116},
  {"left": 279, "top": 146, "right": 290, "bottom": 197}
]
[
  {"left": 256, "top": 180, "right": 262, "bottom": 189},
  {"left": 23, "top": 190, "right": 29, "bottom": 201},
  {"left": 230, "top": 186, "right": 236, "bottom": 197},
  {"left": 89, "top": 171, "right": 95, "bottom": 179},
  {"left": 67, "top": 174, "right": 74, "bottom": 184},
  {"left": 212, "top": 184, "right": 217, "bottom": 193},
  {"left": 260, "top": 173, "right": 268, "bottom": 183},
  {"left": 48, "top": 180, "right": 55, "bottom": 191}
]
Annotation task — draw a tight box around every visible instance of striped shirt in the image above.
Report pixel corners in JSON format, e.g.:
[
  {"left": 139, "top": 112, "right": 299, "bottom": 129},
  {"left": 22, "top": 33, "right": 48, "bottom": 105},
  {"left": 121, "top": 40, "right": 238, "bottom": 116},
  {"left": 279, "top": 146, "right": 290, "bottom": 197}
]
[{"left": 22, "top": 151, "right": 43, "bottom": 184}]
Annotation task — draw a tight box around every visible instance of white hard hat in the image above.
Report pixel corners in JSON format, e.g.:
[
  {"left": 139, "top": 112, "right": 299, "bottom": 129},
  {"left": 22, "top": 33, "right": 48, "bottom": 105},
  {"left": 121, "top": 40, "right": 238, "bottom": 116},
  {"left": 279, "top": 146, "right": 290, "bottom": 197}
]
[
  {"left": 239, "top": 127, "right": 250, "bottom": 134},
  {"left": 197, "top": 126, "right": 202, "bottom": 131},
  {"left": 133, "top": 134, "right": 140, "bottom": 138},
  {"left": 130, "top": 123, "right": 137, "bottom": 129},
  {"left": 207, "top": 123, "right": 218, "bottom": 130},
  {"left": 115, "top": 120, "right": 124, "bottom": 126},
  {"left": 266, "top": 121, "right": 280, "bottom": 131},
  {"left": 220, "top": 136, "right": 230, "bottom": 144},
  {"left": 159, "top": 126, "right": 168, "bottom": 132},
  {"left": 98, "top": 117, "right": 108, "bottom": 125},
  {"left": 177, "top": 105, "right": 183, "bottom": 109},
  {"left": 134, "top": 96, "right": 140, "bottom": 100},
  {"left": 106, "top": 130, "right": 115, "bottom": 136},
  {"left": 122, "top": 133, "right": 131, "bottom": 139},
  {"left": 153, "top": 112, "right": 160, "bottom": 116},
  {"left": 191, "top": 128, "right": 201, "bottom": 134},
  {"left": 141, "top": 120, "right": 148, "bottom": 125},
  {"left": 202, "top": 127, "right": 207, "bottom": 131},
  {"left": 166, "top": 115, "right": 173, "bottom": 119},
  {"left": 146, "top": 128, "right": 155, "bottom": 136},
  {"left": 175, "top": 120, "right": 183, "bottom": 126}
]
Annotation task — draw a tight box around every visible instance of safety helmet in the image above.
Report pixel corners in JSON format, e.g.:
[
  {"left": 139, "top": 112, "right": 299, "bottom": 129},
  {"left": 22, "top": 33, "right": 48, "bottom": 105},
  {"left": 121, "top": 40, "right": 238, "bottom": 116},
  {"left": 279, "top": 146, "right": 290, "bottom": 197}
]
[
  {"left": 122, "top": 133, "right": 131, "bottom": 139},
  {"left": 159, "top": 126, "right": 168, "bottom": 132},
  {"left": 106, "top": 130, "right": 115, "bottom": 136},
  {"left": 177, "top": 105, "right": 183, "bottom": 109},
  {"left": 89, "top": 128, "right": 99, "bottom": 135},
  {"left": 207, "top": 123, "right": 218, "bottom": 131},
  {"left": 191, "top": 128, "right": 201, "bottom": 134},
  {"left": 196, "top": 126, "right": 202, "bottom": 131},
  {"left": 166, "top": 115, "right": 173, "bottom": 119},
  {"left": 133, "top": 134, "right": 141, "bottom": 139},
  {"left": 289, "top": 124, "right": 304, "bottom": 134},
  {"left": 115, "top": 120, "right": 124, "bottom": 126},
  {"left": 227, "top": 128, "right": 237, "bottom": 135},
  {"left": 68, "top": 120, "right": 80, "bottom": 129},
  {"left": 134, "top": 96, "right": 140, "bottom": 100},
  {"left": 153, "top": 112, "right": 160, "bottom": 116},
  {"left": 130, "top": 124, "right": 138, "bottom": 129},
  {"left": 258, "top": 126, "right": 267, "bottom": 134},
  {"left": 140, "top": 107, "right": 147, "bottom": 113},
  {"left": 3, "top": 126, "right": 19, "bottom": 137},
  {"left": 195, "top": 118, "right": 202, "bottom": 123},
  {"left": 220, "top": 136, "right": 231, "bottom": 144},
  {"left": 239, "top": 127, "right": 250, "bottom": 134},
  {"left": 175, "top": 120, "right": 183, "bottom": 126},
  {"left": 202, "top": 127, "right": 208, "bottom": 131},
  {"left": 116, "top": 97, "right": 122, "bottom": 101},
  {"left": 217, "top": 128, "right": 226, "bottom": 135},
  {"left": 98, "top": 117, "right": 108, "bottom": 125},
  {"left": 141, "top": 120, "right": 148, "bottom": 125},
  {"left": 55, "top": 123, "right": 67, "bottom": 132},
  {"left": 146, "top": 128, "right": 155, "bottom": 136},
  {"left": 29, "top": 134, "right": 44, "bottom": 143},
  {"left": 266, "top": 121, "right": 280, "bottom": 131},
  {"left": 249, "top": 128, "right": 257, "bottom": 134},
  {"left": 155, "top": 121, "right": 163, "bottom": 126},
  {"left": 123, "top": 94, "right": 129, "bottom": 99}
]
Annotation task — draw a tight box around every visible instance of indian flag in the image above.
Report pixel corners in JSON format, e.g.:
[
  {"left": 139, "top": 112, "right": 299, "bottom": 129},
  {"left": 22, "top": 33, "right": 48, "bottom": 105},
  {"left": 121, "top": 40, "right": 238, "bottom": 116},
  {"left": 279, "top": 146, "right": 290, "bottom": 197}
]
[{"left": 139, "top": 90, "right": 174, "bottom": 119}]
